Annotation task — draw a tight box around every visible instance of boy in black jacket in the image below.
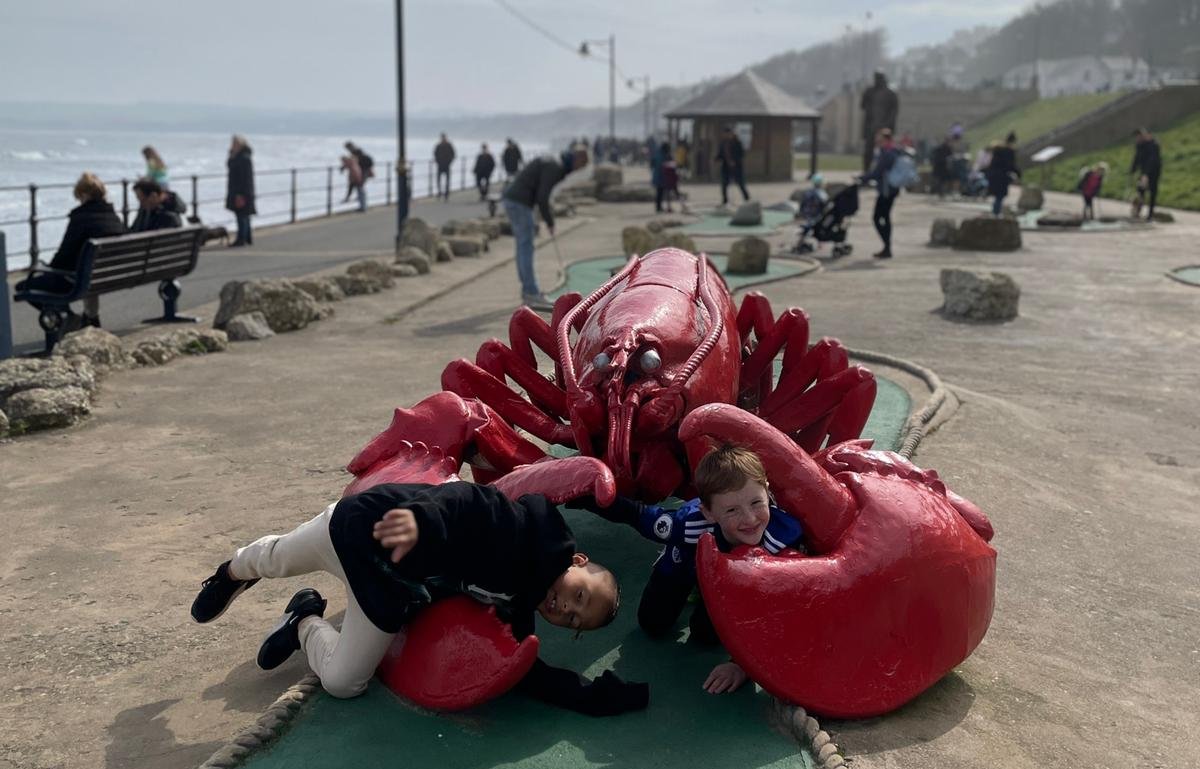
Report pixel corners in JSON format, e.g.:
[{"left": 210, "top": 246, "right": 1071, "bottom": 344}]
[{"left": 191, "top": 481, "right": 647, "bottom": 716}]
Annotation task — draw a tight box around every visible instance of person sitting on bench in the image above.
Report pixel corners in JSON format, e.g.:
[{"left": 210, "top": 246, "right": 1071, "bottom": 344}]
[
  {"left": 15, "top": 172, "right": 124, "bottom": 330},
  {"left": 129, "top": 178, "right": 183, "bottom": 233}
]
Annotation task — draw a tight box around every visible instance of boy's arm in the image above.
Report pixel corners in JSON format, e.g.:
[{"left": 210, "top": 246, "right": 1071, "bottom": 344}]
[
  {"left": 517, "top": 658, "right": 649, "bottom": 716},
  {"left": 571, "top": 494, "right": 644, "bottom": 527}
]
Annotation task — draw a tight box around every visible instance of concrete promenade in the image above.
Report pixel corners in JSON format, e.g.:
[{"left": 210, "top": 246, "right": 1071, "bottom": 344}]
[{"left": 1, "top": 170, "right": 1198, "bottom": 769}]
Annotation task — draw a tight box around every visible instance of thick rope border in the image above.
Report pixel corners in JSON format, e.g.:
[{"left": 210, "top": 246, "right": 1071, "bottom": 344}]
[
  {"left": 198, "top": 263, "right": 953, "bottom": 769},
  {"left": 1165, "top": 264, "right": 1200, "bottom": 287},
  {"left": 768, "top": 347, "right": 955, "bottom": 768}
]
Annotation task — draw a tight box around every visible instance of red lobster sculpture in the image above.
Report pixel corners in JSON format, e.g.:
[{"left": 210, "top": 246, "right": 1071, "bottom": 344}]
[{"left": 346, "top": 248, "right": 996, "bottom": 717}]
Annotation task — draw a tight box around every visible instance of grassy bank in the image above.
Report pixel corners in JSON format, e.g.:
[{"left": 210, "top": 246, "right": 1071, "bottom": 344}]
[
  {"left": 1040, "top": 111, "right": 1200, "bottom": 211},
  {"left": 965, "top": 92, "right": 1126, "bottom": 149}
]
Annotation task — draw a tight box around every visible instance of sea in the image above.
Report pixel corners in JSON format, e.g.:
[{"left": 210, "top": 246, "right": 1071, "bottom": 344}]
[{"left": 0, "top": 128, "right": 548, "bottom": 271}]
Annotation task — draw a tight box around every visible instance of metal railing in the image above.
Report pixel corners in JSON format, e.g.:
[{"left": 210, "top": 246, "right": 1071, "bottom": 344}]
[{"left": 2, "top": 153, "right": 512, "bottom": 272}]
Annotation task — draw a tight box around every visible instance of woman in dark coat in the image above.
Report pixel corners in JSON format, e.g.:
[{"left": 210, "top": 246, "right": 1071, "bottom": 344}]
[
  {"left": 225, "top": 134, "right": 256, "bottom": 246},
  {"left": 985, "top": 132, "right": 1020, "bottom": 216},
  {"left": 16, "top": 172, "right": 125, "bottom": 327}
]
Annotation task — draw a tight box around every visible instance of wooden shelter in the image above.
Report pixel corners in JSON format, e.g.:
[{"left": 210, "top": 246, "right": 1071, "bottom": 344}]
[{"left": 665, "top": 70, "right": 821, "bottom": 182}]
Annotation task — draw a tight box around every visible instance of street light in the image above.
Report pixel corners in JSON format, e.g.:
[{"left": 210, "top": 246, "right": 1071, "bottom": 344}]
[
  {"left": 627, "top": 75, "right": 651, "bottom": 139},
  {"left": 580, "top": 35, "right": 616, "bottom": 160},
  {"left": 394, "top": 0, "right": 408, "bottom": 255}
]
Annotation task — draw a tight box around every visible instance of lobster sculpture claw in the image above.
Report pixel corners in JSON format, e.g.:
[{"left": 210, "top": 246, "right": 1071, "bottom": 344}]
[{"left": 680, "top": 403, "right": 996, "bottom": 718}]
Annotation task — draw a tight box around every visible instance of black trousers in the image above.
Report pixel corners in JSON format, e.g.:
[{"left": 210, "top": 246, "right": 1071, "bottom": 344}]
[
  {"left": 873, "top": 190, "right": 898, "bottom": 251},
  {"left": 720, "top": 166, "right": 749, "bottom": 205},
  {"left": 636, "top": 570, "right": 719, "bottom": 646},
  {"left": 436, "top": 167, "right": 451, "bottom": 199},
  {"left": 476, "top": 174, "right": 490, "bottom": 200},
  {"left": 1146, "top": 172, "right": 1160, "bottom": 218}
]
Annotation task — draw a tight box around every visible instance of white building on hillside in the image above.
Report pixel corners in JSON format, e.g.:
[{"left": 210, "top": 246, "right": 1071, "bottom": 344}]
[{"left": 1002, "top": 56, "right": 1151, "bottom": 96}]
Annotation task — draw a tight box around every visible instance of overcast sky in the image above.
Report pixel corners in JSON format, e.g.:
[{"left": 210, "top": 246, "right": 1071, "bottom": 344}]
[{"left": 0, "top": 0, "right": 1030, "bottom": 115}]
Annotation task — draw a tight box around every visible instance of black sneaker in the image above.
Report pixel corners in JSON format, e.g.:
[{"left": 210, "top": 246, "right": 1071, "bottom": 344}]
[
  {"left": 191, "top": 561, "right": 259, "bottom": 623},
  {"left": 257, "top": 588, "right": 327, "bottom": 670}
]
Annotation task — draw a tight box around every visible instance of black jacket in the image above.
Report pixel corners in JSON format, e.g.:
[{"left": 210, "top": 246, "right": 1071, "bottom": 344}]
[
  {"left": 49, "top": 199, "right": 125, "bottom": 272},
  {"left": 474, "top": 152, "right": 496, "bottom": 179},
  {"left": 930, "top": 142, "right": 953, "bottom": 178},
  {"left": 503, "top": 155, "right": 569, "bottom": 228},
  {"left": 434, "top": 140, "right": 456, "bottom": 170},
  {"left": 225, "top": 148, "right": 256, "bottom": 214},
  {"left": 328, "top": 482, "right": 648, "bottom": 716},
  {"left": 1131, "top": 139, "right": 1162, "bottom": 177},
  {"left": 502, "top": 143, "right": 523, "bottom": 174},
  {"left": 354, "top": 149, "right": 375, "bottom": 178},
  {"left": 716, "top": 136, "right": 744, "bottom": 170},
  {"left": 129, "top": 205, "right": 182, "bottom": 233},
  {"left": 986, "top": 146, "right": 1020, "bottom": 195}
]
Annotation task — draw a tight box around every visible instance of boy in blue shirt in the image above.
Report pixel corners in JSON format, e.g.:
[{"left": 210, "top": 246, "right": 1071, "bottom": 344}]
[{"left": 582, "top": 444, "right": 804, "bottom": 694}]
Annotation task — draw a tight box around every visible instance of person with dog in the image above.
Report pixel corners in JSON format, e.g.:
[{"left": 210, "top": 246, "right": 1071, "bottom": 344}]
[{"left": 190, "top": 480, "right": 648, "bottom": 715}]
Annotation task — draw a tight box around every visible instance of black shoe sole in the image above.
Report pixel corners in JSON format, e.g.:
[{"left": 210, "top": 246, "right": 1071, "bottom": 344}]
[{"left": 191, "top": 577, "right": 258, "bottom": 624}]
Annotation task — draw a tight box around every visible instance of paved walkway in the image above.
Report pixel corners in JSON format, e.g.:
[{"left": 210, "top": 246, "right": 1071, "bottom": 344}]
[{"left": 1, "top": 171, "right": 1198, "bottom": 769}]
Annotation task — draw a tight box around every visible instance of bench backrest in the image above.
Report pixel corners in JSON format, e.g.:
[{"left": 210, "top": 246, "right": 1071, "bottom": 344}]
[{"left": 80, "top": 226, "right": 205, "bottom": 297}]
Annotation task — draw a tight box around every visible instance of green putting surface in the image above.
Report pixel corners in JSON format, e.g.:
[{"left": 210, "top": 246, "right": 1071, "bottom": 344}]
[
  {"left": 678, "top": 210, "right": 796, "bottom": 236},
  {"left": 1168, "top": 266, "right": 1200, "bottom": 286},
  {"left": 551, "top": 255, "right": 813, "bottom": 301},
  {"left": 237, "top": 385, "right": 909, "bottom": 769}
]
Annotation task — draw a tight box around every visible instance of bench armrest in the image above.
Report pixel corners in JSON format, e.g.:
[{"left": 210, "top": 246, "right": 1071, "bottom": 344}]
[{"left": 27, "top": 264, "right": 77, "bottom": 278}]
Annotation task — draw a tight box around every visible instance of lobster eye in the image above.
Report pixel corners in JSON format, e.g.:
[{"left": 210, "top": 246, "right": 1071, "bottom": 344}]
[
  {"left": 592, "top": 352, "right": 611, "bottom": 370},
  {"left": 639, "top": 349, "right": 662, "bottom": 372}
]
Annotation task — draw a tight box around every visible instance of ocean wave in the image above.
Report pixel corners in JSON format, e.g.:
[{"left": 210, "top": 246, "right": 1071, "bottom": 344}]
[{"left": 7, "top": 150, "right": 50, "bottom": 161}]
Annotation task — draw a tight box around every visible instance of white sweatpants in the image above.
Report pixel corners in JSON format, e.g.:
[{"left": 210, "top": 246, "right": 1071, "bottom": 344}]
[{"left": 231, "top": 504, "right": 397, "bottom": 698}]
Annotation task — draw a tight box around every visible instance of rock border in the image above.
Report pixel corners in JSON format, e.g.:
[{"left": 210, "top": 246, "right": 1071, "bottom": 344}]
[{"left": 1165, "top": 264, "right": 1200, "bottom": 288}]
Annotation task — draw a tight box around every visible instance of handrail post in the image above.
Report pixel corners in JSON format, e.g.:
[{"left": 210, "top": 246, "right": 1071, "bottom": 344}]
[
  {"left": 0, "top": 232, "right": 11, "bottom": 360},
  {"left": 190, "top": 175, "right": 199, "bottom": 221},
  {"left": 428, "top": 160, "right": 433, "bottom": 197},
  {"left": 461, "top": 156, "right": 466, "bottom": 191},
  {"left": 120, "top": 179, "right": 130, "bottom": 228},
  {"left": 28, "top": 184, "right": 39, "bottom": 265},
  {"left": 326, "top": 166, "right": 333, "bottom": 216},
  {"left": 386, "top": 162, "right": 392, "bottom": 205},
  {"left": 290, "top": 169, "right": 297, "bottom": 223}
]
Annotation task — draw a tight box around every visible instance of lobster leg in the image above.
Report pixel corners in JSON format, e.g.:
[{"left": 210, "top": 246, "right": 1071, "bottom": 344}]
[
  {"left": 506, "top": 291, "right": 583, "bottom": 390},
  {"left": 475, "top": 340, "right": 569, "bottom": 419},
  {"left": 442, "top": 360, "right": 575, "bottom": 447}
]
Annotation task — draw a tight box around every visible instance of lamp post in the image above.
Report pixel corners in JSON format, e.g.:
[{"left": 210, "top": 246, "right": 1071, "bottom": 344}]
[
  {"left": 627, "top": 75, "right": 652, "bottom": 139},
  {"left": 394, "top": 0, "right": 409, "bottom": 255},
  {"left": 580, "top": 35, "right": 616, "bottom": 160}
]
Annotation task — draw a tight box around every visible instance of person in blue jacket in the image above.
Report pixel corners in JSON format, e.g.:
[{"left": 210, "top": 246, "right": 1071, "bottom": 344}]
[{"left": 860, "top": 127, "right": 901, "bottom": 259}]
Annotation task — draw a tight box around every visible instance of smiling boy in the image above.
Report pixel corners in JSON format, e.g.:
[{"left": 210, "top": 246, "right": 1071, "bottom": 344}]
[
  {"left": 191, "top": 481, "right": 647, "bottom": 715},
  {"left": 582, "top": 444, "right": 804, "bottom": 694}
]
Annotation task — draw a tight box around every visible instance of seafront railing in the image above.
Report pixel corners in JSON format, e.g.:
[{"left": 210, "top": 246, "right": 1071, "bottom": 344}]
[{"left": 2, "top": 153, "right": 507, "bottom": 272}]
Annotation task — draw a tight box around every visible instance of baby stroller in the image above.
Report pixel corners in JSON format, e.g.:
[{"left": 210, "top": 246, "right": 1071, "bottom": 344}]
[{"left": 794, "top": 183, "right": 859, "bottom": 258}]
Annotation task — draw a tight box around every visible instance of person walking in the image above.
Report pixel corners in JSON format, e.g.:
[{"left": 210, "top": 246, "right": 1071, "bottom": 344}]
[
  {"left": 861, "top": 128, "right": 901, "bottom": 259},
  {"left": 502, "top": 145, "right": 589, "bottom": 311},
  {"left": 340, "top": 152, "right": 364, "bottom": 210},
  {"left": 860, "top": 71, "right": 900, "bottom": 173},
  {"left": 985, "top": 132, "right": 1020, "bottom": 216},
  {"left": 930, "top": 134, "right": 955, "bottom": 199},
  {"left": 651, "top": 142, "right": 671, "bottom": 213},
  {"left": 474, "top": 143, "right": 497, "bottom": 201},
  {"left": 142, "top": 146, "right": 169, "bottom": 189},
  {"left": 15, "top": 172, "right": 125, "bottom": 330},
  {"left": 502, "top": 138, "right": 523, "bottom": 179},
  {"left": 346, "top": 142, "right": 374, "bottom": 211},
  {"left": 434, "top": 133, "right": 456, "bottom": 201},
  {"left": 225, "top": 135, "right": 256, "bottom": 247},
  {"left": 1130, "top": 127, "right": 1162, "bottom": 221},
  {"left": 716, "top": 126, "right": 749, "bottom": 206}
]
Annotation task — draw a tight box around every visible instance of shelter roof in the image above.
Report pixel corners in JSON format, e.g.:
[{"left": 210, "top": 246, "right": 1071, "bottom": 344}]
[{"left": 665, "top": 70, "right": 820, "bottom": 120}]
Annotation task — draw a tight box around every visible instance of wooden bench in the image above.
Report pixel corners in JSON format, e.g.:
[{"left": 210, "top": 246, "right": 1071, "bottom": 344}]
[{"left": 14, "top": 226, "right": 205, "bottom": 353}]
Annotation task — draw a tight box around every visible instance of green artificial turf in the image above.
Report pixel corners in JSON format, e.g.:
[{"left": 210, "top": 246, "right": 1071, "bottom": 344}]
[{"left": 550, "top": 254, "right": 812, "bottom": 301}]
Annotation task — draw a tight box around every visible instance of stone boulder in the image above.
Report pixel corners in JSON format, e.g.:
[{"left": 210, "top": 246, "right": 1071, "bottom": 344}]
[
  {"left": 441, "top": 219, "right": 501, "bottom": 241},
  {"left": 225, "top": 312, "right": 276, "bottom": 341},
  {"left": 728, "top": 237, "right": 770, "bottom": 275},
  {"left": 3, "top": 386, "right": 91, "bottom": 432},
  {"left": 1016, "top": 185, "right": 1044, "bottom": 212},
  {"left": 593, "top": 164, "right": 623, "bottom": 191},
  {"left": 53, "top": 327, "right": 131, "bottom": 373},
  {"left": 1152, "top": 211, "right": 1175, "bottom": 223},
  {"left": 165, "top": 328, "right": 229, "bottom": 355},
  {"left": 730, "top": 201, "right": 763, "bottom": 226},
  {"left": 647, "top": 217, "right": 686, "bottom": 233},
  {"left": 597, "top": 184, "right": 657, "bottom": 203},
  {"left": 392, "top": 263, "right": 419, "bottom": 278},
  {"left": 940, "top": 269, "right": 1020, "bottom": 322},
  {"left": 347, "top": 259, "right": 396, "bottom": 289},
  {"left": 1036, "top": 213, "right": 1083, "bottom": 228},
  {"left": 952, "top": 217, "right": 1022, "bottom": 252},
  {"left": 214, "top": 279, "right": 322, "bottom": 332},
  {"left": 445, "top": 235, "right": 486, "bottom": 257},
  {"left": 0, "top": 407, "right": 8, "bottom": 438},
  {"left": 292, "top": 277, "right": 346, "bottom": 303},
  {"left": 657, "top": 232, "right": 697, "bottom": 253},
  {"left": 394, "top": 246, "right": 432, "bottom": 275},
  {"left": 929, "top": 218, "right": 958, "bottom": 247},
  {"left": 131, "top": 339, "right": 178, "bottom": 366},
  {"left": 0, "top": 356, "right": 96, "bottom": 408},
  {"left": 622, "top": 226, "right": 657, "bottom": 257},
  {"left": 434, "top": 242, "right": 455, "bottom": 263},
  {"left": 400, "top": 217, "right": 442, "bottom": 255},
  {"left": 333, "top": 273, "right": 383, "bottom": 296}
]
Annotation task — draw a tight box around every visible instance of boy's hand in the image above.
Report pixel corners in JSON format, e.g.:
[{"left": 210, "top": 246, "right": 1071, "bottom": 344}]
[
  {"left": 373, "top": 508, "right": 419, "bottom": 562},
  {"left": 703, "top": 661, "right": 748, "bottom": 695}
]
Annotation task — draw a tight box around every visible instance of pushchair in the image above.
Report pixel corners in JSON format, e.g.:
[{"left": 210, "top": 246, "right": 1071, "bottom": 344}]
[{"left": 793, "top": 183, "right": 859, "bottom": 258}]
